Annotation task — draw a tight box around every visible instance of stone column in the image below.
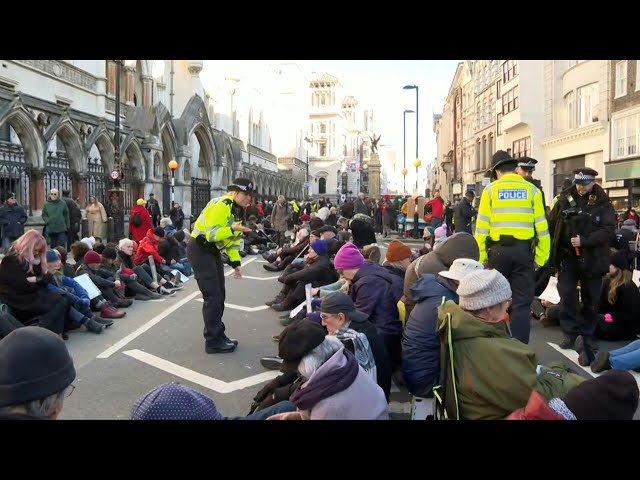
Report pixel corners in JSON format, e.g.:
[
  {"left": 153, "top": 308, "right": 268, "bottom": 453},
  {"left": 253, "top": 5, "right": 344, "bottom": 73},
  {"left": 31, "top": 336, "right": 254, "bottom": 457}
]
[
  {"left": 30, "top": 168, "right": 46, "bottom": 212},
  {"left": 368, "top": 153, "right": 382, "bottom": 199},
  {"left": 124, "top": 66, "right": 136, "bottom": 105},
  {"left": 73, "top": 174, "right": 87, "bottom": 209},
  {"left": 106, "top": 61, "right": 116, "bottom": 96},
  {"left": 141, "top": 76, "right": 153, "bottom": 107}
]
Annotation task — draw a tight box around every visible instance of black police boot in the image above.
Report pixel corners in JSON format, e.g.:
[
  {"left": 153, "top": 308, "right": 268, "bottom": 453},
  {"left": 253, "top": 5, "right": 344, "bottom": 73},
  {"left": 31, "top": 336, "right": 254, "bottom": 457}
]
[
  {"left": 559, "top": 334, "right": 577, "bottom": 350},
  {"left": 574, "top": 335, "right": 595, "bottom": 367},
  {"left": 205, "top": 338, "right": 237, "bottom": 354},
  {"left": 221, "top": 333, "right": 238, "bottom": 346}
]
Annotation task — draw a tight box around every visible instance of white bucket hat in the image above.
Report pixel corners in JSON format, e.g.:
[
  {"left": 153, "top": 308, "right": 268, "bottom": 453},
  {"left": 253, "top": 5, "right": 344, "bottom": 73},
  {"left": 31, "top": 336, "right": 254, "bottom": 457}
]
[{"left": 438, "top": 258, "right": 484, "bottom": 282}]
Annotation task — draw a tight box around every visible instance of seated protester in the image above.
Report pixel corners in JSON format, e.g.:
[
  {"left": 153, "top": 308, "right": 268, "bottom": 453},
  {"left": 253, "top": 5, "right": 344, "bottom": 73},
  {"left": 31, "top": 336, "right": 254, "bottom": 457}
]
[
  {"left": 317, "top": 225, "right": 339, "bottom": 252},
  {"left": 70, "top": 240, "right": 90, "bottom": 266},
  {"left": 160, "top": 217, "right": 176, "bottom": 237},
  {"left": 432, "top": 224, "right": 448, "bottom": 250},
  {"left": 173, "top": 229, "right": 191, "bottom": 264},
  {"left": 80, "top": 236, "right": 96, "bottom": 250},
  {"left": 0, "top": 312, "right": 24, "bottom": 340},
  {"left": 326, "top": 207, "right": 338, "bottom": 227},
  {"left": 45, "top": 249, "right": 113, "bottom": 333},
  {"left": 349, "top": 214, "right": 376, "bottom": 249},
  {"left": 101, "top": 247, "right": 163, "bottom": 301},
  {"left": 53, "top": 246, "right": 75, "bottom": 278},
  {"left": 134, "top": 227, "right": 181, "bottom": 286},
  {"left": 336, "top": 216, "right": 349, "bottom": 232},
  {"left": 530, "top": 297, "right": 561, "bottom": 327},
  {"left": 382, "top": 240, "right": 412, "bottom": 280},
  {"left": 263, "top": 228, "right": 310, "bottom": 272},
  {"left": 592, "top": 251, "right": 640, "bottom": 343},
  {"left": 0, "top": 230, "right": 68, "bottom": 336},
  {"left": 439, "top": 269, "right": 583, "bottom": 420},
  {"left": 92, "top": 242, "right": 105, "bottom": 255},
  {"left": 612, "top": 219, "right": 637, "bottom": 256},
  {"left": 117, "top": 238, "right": 177, "bottom": 296},
  {"left": 76, "top": 250, "right": 131, "bottom": 309},
  {"left": 0, "top": 327, "right": 76, "bottom": 420},
  {"left": 308, "top": 216, "right": 324, "bottom": 232},
  {"left": 270, "top": 240, "right": 339, "bottom": 313},
  {"left": 404, "top": 232, "right": 480, "bottom": 317},
  {"left": 320, "top": 292, "right": 392, "bottom": 401},
  {"left": 508, "top": 369, "right": 639, "bottom": 421},
  {"left": 267, "top": 335, "right": 389, "bottom": 420},
  {"left": 587, "top": 338, "right": 640, "bottom": 373},
  {"left": 157, "top": 232, "right": 193, "bottom": 277},
  {"left": 334, "top": 242, "right": 404, "bottom": 370},
  {"left": 130, "top": 382, "right": 296, "bottom": 421},
  {"left": 362, "top": 244, "right": 381, "bottom": 264},
  {"left": 402, "top": 258, "right": 483, "bottom": 397},
  {"left": 242, "top": 215, "right": 269, "bottom": 255}
]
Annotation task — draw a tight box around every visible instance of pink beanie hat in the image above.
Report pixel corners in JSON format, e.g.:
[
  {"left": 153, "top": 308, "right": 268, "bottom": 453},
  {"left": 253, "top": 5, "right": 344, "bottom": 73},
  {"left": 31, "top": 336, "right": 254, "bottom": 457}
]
[
  {"left": 435, "top": 224, "right": 448, "bottom": 238},
  {"left": 333, "top": 242, "right": 365, "bottom": 270}
]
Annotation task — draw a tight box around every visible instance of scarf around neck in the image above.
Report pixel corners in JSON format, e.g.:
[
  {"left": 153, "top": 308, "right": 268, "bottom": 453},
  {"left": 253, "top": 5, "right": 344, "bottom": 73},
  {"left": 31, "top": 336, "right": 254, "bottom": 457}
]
[{"left": 335, "top": 327, "right": 377, "bottom": 385}]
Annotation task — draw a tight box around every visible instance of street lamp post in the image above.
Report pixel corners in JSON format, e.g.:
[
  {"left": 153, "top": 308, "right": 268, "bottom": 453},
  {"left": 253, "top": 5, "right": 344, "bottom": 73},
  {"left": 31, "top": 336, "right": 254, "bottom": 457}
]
[
  {"left": 403, "top": 109, "right": 414, "bottom": 195},
  {"left": 168, "top": 159, "right": 178, "bottom": 208},
  {"left": 403, "top": 84, "right": 419, "bottom": 160},
  {"left": 304, "top": 136, "right": 311, "bottom": 199}
]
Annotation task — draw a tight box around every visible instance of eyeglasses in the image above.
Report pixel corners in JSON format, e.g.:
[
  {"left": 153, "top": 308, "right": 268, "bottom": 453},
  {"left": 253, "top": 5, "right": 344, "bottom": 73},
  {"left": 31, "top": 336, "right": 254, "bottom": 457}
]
[
  {"left": 50, "top": 193, "right": 58, "bottom": 196},
  {"left": 64, "top": 384, "right": 76, "bottom": 398}
]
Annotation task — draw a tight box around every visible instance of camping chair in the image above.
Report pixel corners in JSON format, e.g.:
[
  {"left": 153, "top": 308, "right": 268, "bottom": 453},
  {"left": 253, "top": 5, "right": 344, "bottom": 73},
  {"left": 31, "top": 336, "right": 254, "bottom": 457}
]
[{"left": 432, "top": 310, "right": 460, "bottom": 420}]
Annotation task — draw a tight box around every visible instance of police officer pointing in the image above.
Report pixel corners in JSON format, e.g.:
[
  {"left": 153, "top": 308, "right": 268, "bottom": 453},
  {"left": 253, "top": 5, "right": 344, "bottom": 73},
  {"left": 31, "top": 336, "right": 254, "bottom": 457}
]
[
  {"left": 187, "top": 178, "right": 254, "bottom": 354},
  {"left": 475, "top": 151, "right": 550, "bottom": 344},
  {"left": 548, "top": 167, "right": 615, "bottom": 363}
]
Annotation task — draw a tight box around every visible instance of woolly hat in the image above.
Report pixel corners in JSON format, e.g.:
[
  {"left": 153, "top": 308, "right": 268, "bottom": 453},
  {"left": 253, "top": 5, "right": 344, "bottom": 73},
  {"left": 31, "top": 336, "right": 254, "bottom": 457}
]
[
  {"left": 610, "top": 250, "right": 630, "bottom": 271},
  {"left": 83, "top": 250, "right": 102, "bottom": 265},
  {"left": 130, "top": 382, "right": 224, "bottom": 420},
  {"left": 563, "top": 370, "right": 639, "bottom": 421},
  {"left": 136, "top": 198, "right": 145, "bottom": 206},
  {"left": 46, "top": 249, "right": 60, "bottom": 263},
  {"left": 54, "top": 246, "right": 67, "bottom": 262},
  {"left": 385, "top": 240, "right": 412, "bottom": 262},
  {"left": 457, "top": 269, "right": 512, "bottom": 311},
  {"left": 102, "top": 247, "right": 118, "bottom": 260},
  {"left": 278, "top": 320, "right": 327, "bottom": 374},
  {"left": 435, "top": 224, "right": 448, "bottom": 239},
  {"left": 334, "top": 242, "right": 365, "bottom": 270},
  {"left": 310, "top": 239, "right": 328, "bottom": 256},
  {"left": 0, "top": 327, "right": 76, "bottom": 408}
]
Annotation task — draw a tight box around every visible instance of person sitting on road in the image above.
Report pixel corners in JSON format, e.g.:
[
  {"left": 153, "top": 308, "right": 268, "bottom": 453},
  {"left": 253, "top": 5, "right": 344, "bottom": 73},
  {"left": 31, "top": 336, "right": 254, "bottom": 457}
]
[
  {"left": 0, "top": 326, "right": 76, "bottom": 420},
  {"left": 362, "top": 244, "right": 381, "bottom": 264},
  {"left": 75, "top": 250, "right": 132, "bottom": 310},
  {"left": 130, "top": 382, "right": 297, "bottom": 420},
  {"left": 402, "top": 258, "right": 484, "bottom": 398},
  {"left": 101, "top": 247, "right": 163, "bottom": 302},
  {"left": 348, "top": 214, "right": 376, "bottom": 249},
  {"left": 439, "top": 269, "right": 584, "bottom": 420},
  {"left": 508, "top": 369, "right": 639, "bottom": 420},
  {"left": 267, "top": 335, "right": 389, "bottom": 420},
  {"left": 116, "top": 239, "right": 176, "bottom": 296},
  {"left": 585, "top": 338, "right": 640, "bottom": 373},
  {"left": 262, "top": 228, "right": 310, "bottom": 272},
  {"left": 382, "top": 240, "right": 412, "bottom": 280},
  {"left": 160, "top": 216, "right": 176, "bottom": 237}
]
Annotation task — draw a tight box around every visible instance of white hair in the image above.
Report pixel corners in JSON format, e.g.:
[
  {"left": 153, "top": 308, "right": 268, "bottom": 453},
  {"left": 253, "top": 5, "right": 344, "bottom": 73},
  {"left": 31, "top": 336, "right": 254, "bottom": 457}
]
[
  {"left": 118, "top": 238, "right": 134, "bottom": 250},
  {"left": 0, "top": 389, "right": 65, "bottom": 419},
  {"left": 298, "top": 336, "right": 343, "bottom": 380},
  {"left": 316, "top": 207, "right": 330, "bottom": 221},
  {"left": 160, "top": 217, "right": 173, "bottom": 227}
]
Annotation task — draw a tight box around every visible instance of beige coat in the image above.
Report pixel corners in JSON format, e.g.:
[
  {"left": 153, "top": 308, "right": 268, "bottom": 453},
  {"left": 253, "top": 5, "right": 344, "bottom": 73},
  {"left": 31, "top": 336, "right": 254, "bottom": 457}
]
[{"left": 86, "top": 201, "right": 107, "bottom": 239}]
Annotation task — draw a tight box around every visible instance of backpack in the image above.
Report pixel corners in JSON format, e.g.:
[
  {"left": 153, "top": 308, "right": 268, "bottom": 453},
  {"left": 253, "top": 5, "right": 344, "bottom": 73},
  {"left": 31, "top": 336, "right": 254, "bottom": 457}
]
[{"left": 131, "top": 212, "right": 142, "bottom": 227}]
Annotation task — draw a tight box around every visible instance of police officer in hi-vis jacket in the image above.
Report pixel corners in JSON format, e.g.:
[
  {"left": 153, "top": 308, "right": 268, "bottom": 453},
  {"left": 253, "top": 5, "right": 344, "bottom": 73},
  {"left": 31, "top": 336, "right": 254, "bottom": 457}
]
[
  {"left": 475, "top": 151, "right": 550, "bottom": 344},
  {"left": 187, "top": 178, "right": 254, "bottom": 354}
]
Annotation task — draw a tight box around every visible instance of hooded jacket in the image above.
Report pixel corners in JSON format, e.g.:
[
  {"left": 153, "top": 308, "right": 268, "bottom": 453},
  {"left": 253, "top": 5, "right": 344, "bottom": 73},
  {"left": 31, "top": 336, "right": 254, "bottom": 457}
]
[
  {"left": 128, "top": 205, "right": 153, "bottom": 243},
  {"left": 134, "top": 229, "right": 165, "bottom": 266},
  {"left": 404, "top": 232, "right": 479, "bottom": 316},
  {"left": 350, "top": 262, "right": 404, "bottom": 337},
  {"left": 402, "top": 274, "right": 458, "bottom": 396},
  {"left": 439, "top": 301, "right": 583, "bottom": 420}
]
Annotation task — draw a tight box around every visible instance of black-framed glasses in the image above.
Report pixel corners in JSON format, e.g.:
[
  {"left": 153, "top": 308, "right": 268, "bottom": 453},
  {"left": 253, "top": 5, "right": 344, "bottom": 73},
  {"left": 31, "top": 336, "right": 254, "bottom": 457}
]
[{"left": 64, "top": 384, "right": 76, "bottom": 398}]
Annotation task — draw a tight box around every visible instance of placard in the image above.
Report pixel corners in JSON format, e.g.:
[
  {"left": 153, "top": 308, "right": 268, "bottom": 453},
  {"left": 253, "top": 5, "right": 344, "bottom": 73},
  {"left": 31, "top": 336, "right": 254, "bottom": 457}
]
[
  {"left": 538, "top": 276, "right": 560, "bottom": 304},
  {"left": 73, "top": 273, "right": 102, "bottom": 300}
]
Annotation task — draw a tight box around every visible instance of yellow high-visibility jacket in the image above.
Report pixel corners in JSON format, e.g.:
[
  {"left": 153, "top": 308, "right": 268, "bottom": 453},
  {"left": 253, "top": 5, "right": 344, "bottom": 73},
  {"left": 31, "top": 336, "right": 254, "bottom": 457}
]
[
  {"left": 191, "top": 194, "right": 243, "bottom": 266},
  {"left": 291, "top": 201, "right": 300, "bottom": 214},
  {"left": 475, "top": 173, "right": 550, "bottom": 266}
]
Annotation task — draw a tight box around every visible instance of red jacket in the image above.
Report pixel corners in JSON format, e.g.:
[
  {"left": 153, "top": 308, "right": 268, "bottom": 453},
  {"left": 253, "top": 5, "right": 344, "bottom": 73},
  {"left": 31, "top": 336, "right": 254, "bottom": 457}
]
[
  {"left": 506, "top": 391, "right": 565, "bottom": 420},
  {"left": 129, "top": 205, "right": 153, "bottom": 243},
  {"left": 134, "top": 229, "right": 165, "bottom": 266},
  {"left": 426, "top": 198, "right": 444, "bottom": 220}
]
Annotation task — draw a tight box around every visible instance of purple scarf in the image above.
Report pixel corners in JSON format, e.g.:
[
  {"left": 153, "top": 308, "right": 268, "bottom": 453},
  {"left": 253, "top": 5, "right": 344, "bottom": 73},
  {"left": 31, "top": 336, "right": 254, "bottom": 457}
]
[{"left": 290, "top": 348, "right": 359, "bottom": 411}]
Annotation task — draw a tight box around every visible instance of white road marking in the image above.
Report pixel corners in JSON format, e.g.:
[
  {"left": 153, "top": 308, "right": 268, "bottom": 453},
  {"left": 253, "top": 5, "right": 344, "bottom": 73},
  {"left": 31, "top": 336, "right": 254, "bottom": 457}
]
[
  {"left": 194, "top": 298, "right": 269, "bottom": 313},
  {"left": 124, "top": 349, "right": 281, "bottom": 393},
  {"left": 548, "top": 342, "right": 640, "bottom": 388},
  {"left": 223, "top": 257, "right": 256, "bottom": 276},
  {"left": 240, "top": 275, "right": 279, "bottom": 281},
  {"left": 96, "top": 291, "right": 202, "bottom": 359}
]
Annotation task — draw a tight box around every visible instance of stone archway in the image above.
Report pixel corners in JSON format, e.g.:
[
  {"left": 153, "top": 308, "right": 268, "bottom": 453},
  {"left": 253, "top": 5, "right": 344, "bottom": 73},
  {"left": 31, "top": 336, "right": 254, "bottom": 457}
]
[
  {"left": 121, "top": 135, "right": 145, "bottom": 211},
  {"left": 44, "top": 119, "right": 86, "bottom": 200}
]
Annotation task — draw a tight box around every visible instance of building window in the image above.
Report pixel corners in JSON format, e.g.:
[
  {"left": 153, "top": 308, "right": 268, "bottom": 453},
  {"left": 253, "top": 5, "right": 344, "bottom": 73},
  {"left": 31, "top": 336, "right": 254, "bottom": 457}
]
[
  {"left": 497, "top": 113, "right": 502, "bottom": 135},
  {"left": 496, "top": 80, "right": 501, "bottom": 100},
  {"left": 615, "top": 61, "right": 628, "bottom": 98},
  {"left": 512, "top": 136, "right": 531, "bottom": 158},
  {"left": 502, "top": 60, "right": 518, "bottom": 84},
  {"left": 476, "top": 102, "right": 481, "bottom": 129},
  {"left": 577, "top": 83, "right": 599, "bottom": 127},
  {"left": 320, "top": 123, "right": 326, "bottom": 134},
  {"left": 612, "top": 113, "right": 640, "bottom": 159},
  {"left": 475, "top": 140, "right": 481, "bottom": 170},
  {"left": 319, "top": 143, "right": 326, "bottom": 157},
  {"left": 502, "top": 86, "right": 519, "bottom": 115},
  {"left": 565, "top": 91, "right": 575, "bottom": 130}
]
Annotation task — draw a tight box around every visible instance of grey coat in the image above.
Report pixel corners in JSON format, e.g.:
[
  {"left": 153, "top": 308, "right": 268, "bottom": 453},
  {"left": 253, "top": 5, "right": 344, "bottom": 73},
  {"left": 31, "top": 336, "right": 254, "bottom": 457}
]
[{"left": 270, "top": 203, "right": 289, "bottom": 232}]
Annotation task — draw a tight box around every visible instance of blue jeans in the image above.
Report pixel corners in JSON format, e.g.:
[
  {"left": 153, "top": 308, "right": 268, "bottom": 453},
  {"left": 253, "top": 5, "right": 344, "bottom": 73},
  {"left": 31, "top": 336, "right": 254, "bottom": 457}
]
[
  {"left": 226, "top": 401, "right": 296, "bottom": 420},
  {"left": 49, "top": 231, "right": 67, "bottom": 249},
  {"left": 291, "top": 258, "right": 304, "bottom": 267},
  {"left": 609, "top": 340, "right": 640, "bottom": 370}
]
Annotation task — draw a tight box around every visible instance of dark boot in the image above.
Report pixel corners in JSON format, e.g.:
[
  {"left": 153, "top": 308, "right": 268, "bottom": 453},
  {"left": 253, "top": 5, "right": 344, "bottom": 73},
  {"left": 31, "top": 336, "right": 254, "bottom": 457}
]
[
  {"left": 575, "top": 335, "right": 595, "bottom": 367},
  {"left": 262, "top": 253, "right": 276, "bottom": 262},
  {"left": 590, "top": 351, "right": 612, "bottom": 373},
  {"left": 559, "top": 334, "right": 577, "bottom": 350},
  {"left": 101, "top": 303, "right": 126, "bottom": 319},
  {"left": 221, "top": 333, "right": 238, "bottom": 346},
  {"left": 84, "top": 317, "right": 105, "bottom": 334},
  {"left": 260, "top": 356, "right": 283, "bottom": 370},
  {"left": 205, "top": 338, "right": 236, "bottom": 354},
  {"left": 272, "top": 302, "right": 292, "bottom": 313},
  {"left": 263, "top": 263, "right": 280, "bottom": 272},
  {"left": 93, "top": 315, "right": 114, "bottom": 327},
  {"left": 279, "top": 315, "right": 294, "bottom": 326},
  {"left": 265, "top": 294, "right": 284, "bottom": 307}
]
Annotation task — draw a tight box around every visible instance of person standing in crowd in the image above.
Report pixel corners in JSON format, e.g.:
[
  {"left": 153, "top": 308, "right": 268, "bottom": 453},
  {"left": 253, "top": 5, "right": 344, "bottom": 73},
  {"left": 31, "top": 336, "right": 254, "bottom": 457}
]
[
  {"left": 454, "top": 190, "right": 476, "bottom": 234},
  {"left": 354, "top": 192, "right": 368, "bottom": 216},
  {"left": 146, "top": 193, "right": 162, "bottom": 228},
  {"left": 187, "top": 178, "right": 254, "bottom": 354},
  {"left": 42, "top": 188, "right": 70, "bottom": 249},
  {"left": 548, "top": 167, "right": 615, "bottom": 361},
  {"left": 61, "top": 190, "right": 81, "bottom": 250},
  {"left": 516, "top": 157, "right": 547, "bottom": 210},
  {"left": 426, "top": 192, "right": 445, "bottom": 228},
  {"left": 85, "top": 196, "right": 107, "bottom": 239},
  {"left": 444, "top": 200, "right": 454, "bottom": 233},
  {"left": 474, "top": 151, "right": 549, "bottom": 344},
  {"left": 270, "top": 195, "right": 289, "bottom": 247},
  {"left": 0, "top": 192, "right": 27, "bottom": 254},
  {"left": 129, "top": 198, "right": 153, "bottom": 243},
  {"left": 169, "top": 202, "right": 185, "bottom": 230}
]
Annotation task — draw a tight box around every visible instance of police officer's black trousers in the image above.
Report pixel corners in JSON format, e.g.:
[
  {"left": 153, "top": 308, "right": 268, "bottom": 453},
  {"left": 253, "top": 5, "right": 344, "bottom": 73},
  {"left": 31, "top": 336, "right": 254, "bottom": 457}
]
[
  {"left": 557, "top": 256, "right": 602, "bottom": 341},
  {"left": 187, "top": 238, "right": 226, "bottom": 345},
  {"left": 487, "top": 243, "right": 535, "bottom": 344}
]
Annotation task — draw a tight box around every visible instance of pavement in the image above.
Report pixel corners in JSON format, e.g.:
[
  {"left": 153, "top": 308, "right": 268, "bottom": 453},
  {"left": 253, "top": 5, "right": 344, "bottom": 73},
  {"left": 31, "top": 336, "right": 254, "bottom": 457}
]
[{"left": 58, "top": 235, "right": 640, "bottom": 420}]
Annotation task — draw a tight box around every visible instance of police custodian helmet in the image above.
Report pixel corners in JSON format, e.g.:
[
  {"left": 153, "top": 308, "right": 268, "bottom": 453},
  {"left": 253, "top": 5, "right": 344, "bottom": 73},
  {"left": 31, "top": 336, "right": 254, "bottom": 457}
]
[{"left": 227, "top": 178, "right": 255, "bottom": 194}]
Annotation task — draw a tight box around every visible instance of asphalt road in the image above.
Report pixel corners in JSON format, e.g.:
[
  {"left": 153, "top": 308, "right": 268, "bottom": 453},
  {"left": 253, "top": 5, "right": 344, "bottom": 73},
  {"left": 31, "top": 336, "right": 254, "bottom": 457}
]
[{"left": 59, "top": 236, "right": 640, "bottom": 420}]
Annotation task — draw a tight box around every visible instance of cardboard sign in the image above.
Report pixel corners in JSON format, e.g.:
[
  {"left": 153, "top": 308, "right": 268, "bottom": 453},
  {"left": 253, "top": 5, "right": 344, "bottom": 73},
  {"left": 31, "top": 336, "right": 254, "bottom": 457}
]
[{"left": 73, "top": 273, "right": 102, "bottom": 300}]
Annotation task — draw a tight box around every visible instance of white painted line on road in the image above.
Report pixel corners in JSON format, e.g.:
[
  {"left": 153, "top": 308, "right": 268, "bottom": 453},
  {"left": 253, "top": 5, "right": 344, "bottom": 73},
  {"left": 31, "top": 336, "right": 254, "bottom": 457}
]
[
  {"left": 223, "top": 257, "right": 256, "bottom": 276},
  {"left": 124, "top": 349, "right": 281, "bottom": 393},
  {"left": 240, "top": 275, "right": 280, "bottom": 281},
  {"left": 547, "top": 342, "right": 640, "bottom": 388},
  {"left": 194, "top": 298, "right": 269, "bottom": 313},
  {"left": 96, "top": 290, "right": 202, "bottom": 359}
]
